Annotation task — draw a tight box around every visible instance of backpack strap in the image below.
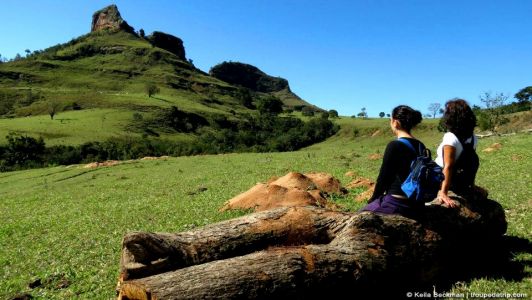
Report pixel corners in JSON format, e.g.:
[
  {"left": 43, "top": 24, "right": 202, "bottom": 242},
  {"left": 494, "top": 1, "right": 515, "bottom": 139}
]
[
  {"left": 397, "top": 138, "right": 416, "bottom": 153},
  {"left": 398, "top": 138, "right": 429, "bottom": 158}
]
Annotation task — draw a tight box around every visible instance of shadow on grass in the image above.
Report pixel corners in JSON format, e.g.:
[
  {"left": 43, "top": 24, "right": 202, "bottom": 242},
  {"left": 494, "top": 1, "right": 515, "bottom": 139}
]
[{"left": 407, "top": 235, "right": 531, "bottom": 299}]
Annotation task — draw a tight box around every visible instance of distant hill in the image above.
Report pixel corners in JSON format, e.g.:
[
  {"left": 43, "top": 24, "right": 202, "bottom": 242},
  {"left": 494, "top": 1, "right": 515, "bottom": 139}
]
[{"left": 0, "top": 4, "right": 322, "bottom": 146}]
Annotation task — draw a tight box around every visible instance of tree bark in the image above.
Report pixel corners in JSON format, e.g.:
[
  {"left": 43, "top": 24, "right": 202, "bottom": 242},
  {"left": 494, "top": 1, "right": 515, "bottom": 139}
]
[{"left": 117, "top": 195, "right": 507, "bottom": 299}]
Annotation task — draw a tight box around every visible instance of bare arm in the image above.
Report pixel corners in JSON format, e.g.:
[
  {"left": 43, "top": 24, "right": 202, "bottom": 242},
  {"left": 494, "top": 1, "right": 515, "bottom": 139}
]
[{"left": 438, "top": 145, "right": 458, "bottom": 208}]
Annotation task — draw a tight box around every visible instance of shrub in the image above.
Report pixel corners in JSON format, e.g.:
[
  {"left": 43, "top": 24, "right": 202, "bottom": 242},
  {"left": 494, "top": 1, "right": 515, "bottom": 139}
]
[
  {"left": 257, "top": 96, "right": 283, "bottom": 116},
  {"left": 301, "top": 106, "right": 315, "bottom": 116},
  {"left": 0, "top": 133, "right": 45, "bottom": 170}
]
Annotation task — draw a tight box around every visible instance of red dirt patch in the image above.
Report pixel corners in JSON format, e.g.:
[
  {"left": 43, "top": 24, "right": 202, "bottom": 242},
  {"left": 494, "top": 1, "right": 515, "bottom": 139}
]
[
  {"left": 346, "top": 177, "right": 375, "bottom": 189},
  {"left": 305, "top": 172, "right": 346, "bottom": 194},
  {"left": 346, "top": 177, "right": 376, "bottom": 202},
  {"left": 83, "top": 160, "right": 121, "bottom": 168},
  {"left": 354, "top": 187, "right": 375, "bottom": 202},
  {"left": 344, "top": 171, "right": 358, "bottom": 177},
  {"left": 140, "top": 156, "right": 170, "bottom": 161},
  {"left": 482, "top": 142, "right": 503, "bottom": 153},
  {"left": 368, "top": 153, "right": 382, "bottom": 160}
]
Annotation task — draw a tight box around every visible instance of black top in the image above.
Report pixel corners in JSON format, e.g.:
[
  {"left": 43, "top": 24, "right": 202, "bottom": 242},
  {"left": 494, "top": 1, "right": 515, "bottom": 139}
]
[{"left": 370, "top": 138, "right": 425, "bottom": 200}]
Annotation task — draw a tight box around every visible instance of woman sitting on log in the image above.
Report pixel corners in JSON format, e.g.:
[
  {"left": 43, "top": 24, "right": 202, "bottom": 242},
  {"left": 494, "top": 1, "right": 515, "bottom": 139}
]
[
  {"left": 361, "top": 105, "right": 425, "bottom": 219},
  {"left": 435, "top": 99, "right": 479, "bottom": 208}
]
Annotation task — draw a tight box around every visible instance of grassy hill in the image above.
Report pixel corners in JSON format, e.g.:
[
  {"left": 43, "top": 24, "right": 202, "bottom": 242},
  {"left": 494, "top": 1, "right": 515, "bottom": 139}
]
[
  {"left": 0, "top": 24, "right": 319, "bottom": 147},
  {"left": 0, "top": 117, "right": 530, "bottom": 299}
]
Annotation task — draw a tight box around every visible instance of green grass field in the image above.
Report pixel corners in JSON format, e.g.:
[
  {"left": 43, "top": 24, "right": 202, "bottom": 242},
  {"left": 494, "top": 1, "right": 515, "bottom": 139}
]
[{"left": 0, "top": 118, "right": 530, "bottom": 299}]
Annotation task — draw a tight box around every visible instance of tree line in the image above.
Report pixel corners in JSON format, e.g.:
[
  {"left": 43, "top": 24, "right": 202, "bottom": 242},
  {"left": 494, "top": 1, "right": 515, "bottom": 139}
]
[{"left": 0, "top": 106, "right": 338, "bottom": 172}]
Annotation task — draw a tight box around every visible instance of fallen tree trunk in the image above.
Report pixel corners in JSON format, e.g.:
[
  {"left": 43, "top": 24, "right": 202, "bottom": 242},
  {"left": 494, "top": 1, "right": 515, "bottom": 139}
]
[{"left": 117, "top": 194, "right": 506, "bottom": 299}]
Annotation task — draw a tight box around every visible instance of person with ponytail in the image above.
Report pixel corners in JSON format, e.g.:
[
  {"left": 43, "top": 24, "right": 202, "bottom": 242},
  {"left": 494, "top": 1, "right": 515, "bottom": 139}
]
[
  {"left": 435, "top": 99, "right": 479, "bottom": 208},
  {"left": 361, "top": 105, "right": 425, "bottom": 219}
]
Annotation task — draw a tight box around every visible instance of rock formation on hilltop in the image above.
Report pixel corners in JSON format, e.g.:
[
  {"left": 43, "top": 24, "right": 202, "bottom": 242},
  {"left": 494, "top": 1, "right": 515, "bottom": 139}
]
[
  {"left": 209, "top": 62, "right": 290, "bottom": 93},
  {"left": 147, "top": 31, "right": 186, "bottom": 61},
  {"left": 91, "top": 4, "right": 134, "bottom": 33}
]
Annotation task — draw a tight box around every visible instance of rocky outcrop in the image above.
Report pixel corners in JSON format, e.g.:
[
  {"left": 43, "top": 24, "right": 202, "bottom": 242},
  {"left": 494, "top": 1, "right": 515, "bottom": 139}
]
[
  {"left": 147, "top": 31, "right": 186, "bottom": 61},
  {"left": 209, "top": 62, "right": 289, "bottom": 93},
  {"left": 91, "top": 5, "right": 134, "bottom": 33}
]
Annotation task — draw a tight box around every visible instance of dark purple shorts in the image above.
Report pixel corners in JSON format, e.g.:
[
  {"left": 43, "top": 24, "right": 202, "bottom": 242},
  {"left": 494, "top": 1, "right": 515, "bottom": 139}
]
[{"left": 360, "top": 194, "right": 421, "bottom": 219}]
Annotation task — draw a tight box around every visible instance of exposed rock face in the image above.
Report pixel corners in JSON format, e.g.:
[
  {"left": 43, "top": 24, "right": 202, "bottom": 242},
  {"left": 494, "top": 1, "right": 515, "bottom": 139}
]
[
  {"left": 91, "top": 5, "right": 134, "bottom": 33},
  {"left": 209, "top": 62, "right": 289, "bottom": 93},
  {"left": 147, "top": 31, "right": 186, "bottom": 61}
]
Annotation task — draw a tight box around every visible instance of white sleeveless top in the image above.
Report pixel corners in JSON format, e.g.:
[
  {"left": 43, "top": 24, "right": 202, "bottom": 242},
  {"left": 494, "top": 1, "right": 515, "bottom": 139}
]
[{"left": 435, "top": 132, "right": 477, "bottom": 167}]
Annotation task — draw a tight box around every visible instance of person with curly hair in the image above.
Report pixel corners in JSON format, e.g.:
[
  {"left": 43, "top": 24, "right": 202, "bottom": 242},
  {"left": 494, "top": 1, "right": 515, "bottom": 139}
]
[
  {"left": 361, "top": 105, "right": 425, "bottom": 219},
  {"left": 435, "top": 99, "right": 479, "bottom": 207}
]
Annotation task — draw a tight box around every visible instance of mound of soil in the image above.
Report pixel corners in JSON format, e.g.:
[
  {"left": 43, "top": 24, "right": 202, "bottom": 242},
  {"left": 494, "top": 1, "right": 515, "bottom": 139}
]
[
  {"left": 140, "top": 156, "right": 170, "bottom": 161},
  {"left": 368, "top": 153, "right": 382, "bottom": 160},
  {"left": 83, "top": 160, "right": 121, "bottom": 168},
  {"left": 482, "top": 142, "right": 503, "bottom": 153},
  {"left": 220, "top": 172, "right": 345, "bottom": 212},
  {"left": 346, "top": 177, "right": 376, "bottom": 202},
  {"left": 344, "top": 171, "right": 358, "bottom": 177}
]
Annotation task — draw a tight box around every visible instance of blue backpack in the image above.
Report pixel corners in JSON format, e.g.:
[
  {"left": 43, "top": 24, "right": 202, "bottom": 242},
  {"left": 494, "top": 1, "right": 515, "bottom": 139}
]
[{"left": 398, "top": 138, "right": 444, "bottom": 202}]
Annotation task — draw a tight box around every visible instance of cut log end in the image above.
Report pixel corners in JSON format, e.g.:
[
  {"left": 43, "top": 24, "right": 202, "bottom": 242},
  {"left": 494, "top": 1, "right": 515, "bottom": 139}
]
[{"left": 118, "top": 282, "right": 153, "bottom": 300}]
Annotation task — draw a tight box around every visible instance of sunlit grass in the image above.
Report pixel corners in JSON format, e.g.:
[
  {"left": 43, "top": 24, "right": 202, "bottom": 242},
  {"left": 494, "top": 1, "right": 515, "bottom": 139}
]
[{"left": 0, "top": 118, "right": 530, "bottom": 299}]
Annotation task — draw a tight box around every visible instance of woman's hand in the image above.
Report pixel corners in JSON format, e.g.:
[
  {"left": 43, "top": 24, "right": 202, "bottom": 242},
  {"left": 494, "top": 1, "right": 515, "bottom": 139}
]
[{"left": 437, "top": 190, "right": 458, "bottom": 208}]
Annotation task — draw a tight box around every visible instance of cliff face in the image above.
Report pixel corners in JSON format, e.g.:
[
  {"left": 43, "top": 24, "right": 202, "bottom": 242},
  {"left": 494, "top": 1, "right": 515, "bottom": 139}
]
[
  {"left": 209, "top": 62, "right": 289, "bottom": 93},
  {"left": 147, "top": 31, "right": 186, "bottom": 61},
  {"left": 91, "top": 5, "right": 134, "bottom": 33}
]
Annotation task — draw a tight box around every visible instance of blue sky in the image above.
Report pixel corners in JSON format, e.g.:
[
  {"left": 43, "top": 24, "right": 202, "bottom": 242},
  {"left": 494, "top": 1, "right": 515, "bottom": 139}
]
[{"left": 1, "top": 0, "right": 531, "bottom": 117}]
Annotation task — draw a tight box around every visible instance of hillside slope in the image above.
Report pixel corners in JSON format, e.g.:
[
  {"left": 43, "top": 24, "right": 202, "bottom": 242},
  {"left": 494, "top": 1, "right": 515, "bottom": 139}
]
[{"left": 0, "top": 5, "right": 319, "bottom": 146}]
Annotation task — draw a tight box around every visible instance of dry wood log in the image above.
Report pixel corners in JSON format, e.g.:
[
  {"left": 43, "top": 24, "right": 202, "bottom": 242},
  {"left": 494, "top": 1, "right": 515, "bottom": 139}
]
[{"left": 117, "top": 193, "right": 506, "bottom": 299}]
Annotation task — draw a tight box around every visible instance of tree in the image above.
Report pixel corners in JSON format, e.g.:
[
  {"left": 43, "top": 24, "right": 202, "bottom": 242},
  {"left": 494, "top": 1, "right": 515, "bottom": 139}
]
[
  {"left": 386, "top": 113, "right": 390, "bottom": 118},
  {"left": 257, "top": 96, "right": 283, "bottom": 116},
  {"left": 358, "top": 107, "right": 367, "bottom": 119},
  {"left": 47, "top": 100, "right": 62, "bottom": 120},
  {"left": 439, "top": 108, "right": 445, "bottom": 115},
  {"left": 146, "top": 83, "right": 160, "bottom": 98},
  {"left": 236, "top": 88, "right": 254, "bottom": 109},
  {"left": 139, "top": 29, "right": 145, "bottom": 38},
  {"left": 328, "top": 110, "right": 339, "bottom": 118},
  {"left": 320, "top": 111, "right": 329, "bottom": 119},
  {"left": 478, "top": 92, "right": 509, "bottom": 132},
  {"left": 480, "top": 92, "right": 507, "bottom": 109},
  {"left": 514, "top": 86, "right": 532, "bottom": 103},
  {"left": 25, "top": 49, "right": 31, "bottom": 57},
  {"left": 428, "top": 103, "right": 441, "bottom": 118},
  {"left": 379, "top": 112, "right": 385, "bottom": 118},
  {"left": 2, "top": 133, "right": 45, "bottom": 167}
]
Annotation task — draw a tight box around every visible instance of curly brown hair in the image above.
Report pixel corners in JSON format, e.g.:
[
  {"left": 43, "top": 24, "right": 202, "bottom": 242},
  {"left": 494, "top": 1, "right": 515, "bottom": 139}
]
[{"left": 442, "top": 99, "right": 476, "bottom": 141}]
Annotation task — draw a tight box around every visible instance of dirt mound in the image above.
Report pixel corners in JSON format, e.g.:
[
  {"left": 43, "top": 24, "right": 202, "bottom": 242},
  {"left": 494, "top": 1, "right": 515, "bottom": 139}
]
[
  {"left": 344, "top": 171, "right": 358, "bottom": 177},
  {"left": 83, "top": 160, "right": 121, "bottom": 168},
  {"left": 305, "top": 172, "right": 346, "bottom": 194},
  {"left": 140, "top": 156, "right": 170, "bottom": 160},
  {"left": 270, "top": 172, "right": 315, "bottom": 190},
  {"left": 368, "top": 153, "right": 382, "bottom": 160},
  {"left": 346, "top": 177, "right": 375, "bottom": 189},
  {"left": 482, "top": 143, "right": 503, "bottom": 153},
  {"left": 346, "top": 177, "right": 375, "bottom": 202},
  {"left": 371, "top": 129, "right": 382, "bottom": 137},
  {"left": 220, "top": 172, "right": 345, "bottom": 212}
]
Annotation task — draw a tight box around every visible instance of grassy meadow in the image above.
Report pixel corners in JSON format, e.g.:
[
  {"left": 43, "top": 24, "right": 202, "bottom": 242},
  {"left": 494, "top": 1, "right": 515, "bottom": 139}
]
[{"left": 0, "top": 117, "right": 530, "bottom": 299}]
